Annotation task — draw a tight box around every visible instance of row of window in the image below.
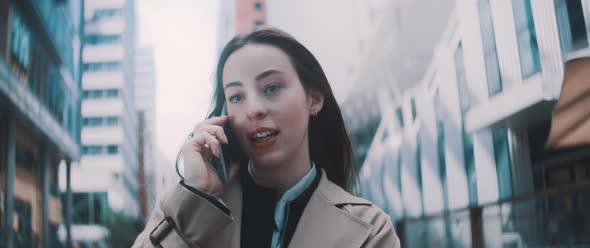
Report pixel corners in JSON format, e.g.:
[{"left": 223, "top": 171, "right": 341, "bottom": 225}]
[
  {"left": 83, "top": 116, "right": 119, "bottom": 127},
  {"left": 83, "top": 61, "right": 122, "bottom": 72},
  {"left": 83, "top": 144, "right": 119, "bottom": 155},
  {"left": 83, "top": 89, "right": 120, "bottom": 99},
  {"left": 29, "top": 0, "right": 75, "bottom": 74},
  {"left": 88, "top": 8, "right": 123, "bottom": 23},
  {"left": 4, "top": 5, "right": 80, "bottom": 142},
  {"left": 475, "top": 0, "right": 588, "bottom": 98},
  {"left": 85, "top": 34, "right": 122, "bottom": 46}
]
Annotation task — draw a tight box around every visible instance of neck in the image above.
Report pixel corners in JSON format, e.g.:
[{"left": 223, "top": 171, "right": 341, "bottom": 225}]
[{"left": 249, "top": 139, "right": 312, "bottom": 196}]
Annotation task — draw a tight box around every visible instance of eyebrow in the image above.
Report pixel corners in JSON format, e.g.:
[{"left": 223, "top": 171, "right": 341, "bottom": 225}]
[
  {"left": 255, "top": 69, "right": 283, "bottom": 81},
  {"left": 223, "top": 69, "right": 283, "bottom": 89}
]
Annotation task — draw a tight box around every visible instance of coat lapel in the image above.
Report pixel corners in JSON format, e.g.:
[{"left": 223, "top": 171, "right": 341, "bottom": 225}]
[
  {"left": 288, "top": 172, "right": 373, "bottom": 248},
  {"left": 208, "top": 178, "right": 243, "bottom": 247}
]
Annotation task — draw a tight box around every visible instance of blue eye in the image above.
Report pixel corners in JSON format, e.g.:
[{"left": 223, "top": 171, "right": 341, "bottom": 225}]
[
  {"left": 264, "top": 84, "right": 281, "bottom": 95},
  {"left": 229, "top": 95, "right": 242, "bottom": 103}
]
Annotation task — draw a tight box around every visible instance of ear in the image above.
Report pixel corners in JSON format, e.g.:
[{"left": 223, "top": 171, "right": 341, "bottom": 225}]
[{"left": 306, "top": 89, "right": 324, "bottom": 116}]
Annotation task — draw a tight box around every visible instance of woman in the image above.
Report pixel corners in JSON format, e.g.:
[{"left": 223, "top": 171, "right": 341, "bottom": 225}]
[{"left": 133, "top": 27, "right": 400, "bottom": 248}]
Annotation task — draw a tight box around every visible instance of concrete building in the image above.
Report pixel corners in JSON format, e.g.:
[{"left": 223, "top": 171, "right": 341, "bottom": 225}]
[
  {"left": 341, "top": 0, "right": 455, "bottom": 170},
  {"left": 0, "top": 0, "right": 81, "bottom": 247},
  {"left": 135, "top": 47, "right": 156, "bottom": 218},
  {"left": 71, "top": 0, "right": 139, "bottom": 234},
  {"left": 217, "top": 0, "right": 267, "bottom": 52},
  {"left": 358, "top": 0, "right": 590, "bottom": 246}
]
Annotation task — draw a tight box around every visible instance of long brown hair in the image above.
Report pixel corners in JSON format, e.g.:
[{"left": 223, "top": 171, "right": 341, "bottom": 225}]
[{"left": 208, "top": 27, "right": 357, "bottom": 191}]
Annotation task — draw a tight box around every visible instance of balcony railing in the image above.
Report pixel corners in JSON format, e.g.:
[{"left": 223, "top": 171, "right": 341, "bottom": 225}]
[{"left": 400, "top": 182, "right": 590, "bottom": 247}]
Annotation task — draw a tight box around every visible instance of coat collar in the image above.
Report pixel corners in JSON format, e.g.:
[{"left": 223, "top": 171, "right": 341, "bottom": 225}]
[
  {"left": 221, "top": 169, "right": 375, "bottom": 248},
  {"left": 287, "top": 170, "right": 374, "bottom": 248}
]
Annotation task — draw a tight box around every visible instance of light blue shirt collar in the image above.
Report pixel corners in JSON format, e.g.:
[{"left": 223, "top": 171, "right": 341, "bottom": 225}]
[{"left": 248, "top": 161, "right": 317, "bottom": 248}]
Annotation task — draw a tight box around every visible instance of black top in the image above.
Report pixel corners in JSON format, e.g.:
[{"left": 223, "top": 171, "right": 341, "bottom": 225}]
[{"left": 240, "top": 165, "right": 322, "bottom": 248}]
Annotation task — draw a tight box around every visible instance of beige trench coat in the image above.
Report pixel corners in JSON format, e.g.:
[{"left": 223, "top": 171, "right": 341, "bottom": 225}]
[{"left": 132, "top": 171, "right": 401, "bottom": 247}]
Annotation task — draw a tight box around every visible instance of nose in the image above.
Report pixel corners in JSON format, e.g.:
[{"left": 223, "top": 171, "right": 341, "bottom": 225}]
[{"left": 245, "top": 95, "right": 268, "bottom": 120}]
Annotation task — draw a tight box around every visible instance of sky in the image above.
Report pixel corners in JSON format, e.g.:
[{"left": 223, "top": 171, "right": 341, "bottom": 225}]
[{"left": 137, "top": 0, "right": 219, "bottom": 163}]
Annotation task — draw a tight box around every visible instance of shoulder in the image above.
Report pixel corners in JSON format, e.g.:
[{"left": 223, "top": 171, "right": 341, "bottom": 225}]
[{"left": 316, "top": 171, "right": 392, "bottom": 227}]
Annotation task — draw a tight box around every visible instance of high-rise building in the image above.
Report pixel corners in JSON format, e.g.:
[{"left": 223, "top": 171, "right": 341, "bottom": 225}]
[
  {"left": 217, "top": 0, "right": 267, "bottom": 52},
  {"left": 135, "top": 47, "right": 156, "bottom": 218},
  {"left": 71, "top": 0, "right": 139, "bottom": 233},
  {"left": 358, "top": 0, "right": 590, "bottom": 246},
  {"left": 0, "top": 0, "right": 82, "bottom": 247}
]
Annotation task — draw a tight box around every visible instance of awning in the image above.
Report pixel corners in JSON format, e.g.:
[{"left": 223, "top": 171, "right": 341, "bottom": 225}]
[{"left": 546, "top": 57, "right": 590, "bottom": 148}]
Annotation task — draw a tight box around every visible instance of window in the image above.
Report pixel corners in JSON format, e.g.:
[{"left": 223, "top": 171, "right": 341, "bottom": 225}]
[
  {"left": 410, "top": 98, "right": 417, "bottom": 121},
  {"left": 84, "top": 89, "right": 119, "bottom": 99},
  {"left": 9, "top": 7, "right": 31, "bottom": 74},
  {"left": 84, "top": 90, "right": 103, "bottom": 99},
  {"left": 463, "top": 130, "right": 478, "bottom": 206},
  {"left": 92, "top": 8, "right": 122, "bottom": 20},
  {"left": 566, "top": 0, "right": 588, "bottom": 48},
  {"left": 493, "top": 129, "right": 513, "bottom": 199},
  {"left": 105, "top": 116, "right": 119, "bottom": 126},
  {"left": 83, "top": 117, "right": 103, "bottom": 127},
  {"left": 255, "top": 20, "right": 264, "bottom": 27},
  {"left": 85, "top": 34, "right": 121, "bottom": 45},
  {"left": 478, "top": 0, "right": 503, "bottom": 95},
  {"left": 396, "top": 107, "right": 404, "bottom": 127},
  {"left": 416, "top": 141, "right": 424, "bottom": 214},
  {"left": 557, "top": 0, "right": 589, "bottom": 50},
  {"left": 512, "top": 0, "right": 541, "bottom": 78},
  {"left": 14, "top": 200, "right": 34, "bottom": 247},
  {"left": 454, "top": 43, "right": 471, "bottom": 113},
  {"left": 435, "top": 91, "right": 449, "bottom": 209},
  {"left": 15, "top": 142, "right": 36, "bottom": 172},
  {"left": 83, "top": 61, "right": 121, "bottom": 72},
  {"left": 255, "top": 2, "right": 263, "bottom": 10},
  {"left": 105, "top": 89, "right": 119, "bottom": 97},
  {"left": 107, "top": 145, "right": 118, "bottom": 154},
  {"left": 83, "top": 145, "right": 103, "bottom": 155}
]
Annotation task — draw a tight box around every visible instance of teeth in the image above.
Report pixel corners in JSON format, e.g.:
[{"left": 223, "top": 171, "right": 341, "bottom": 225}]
[{"left": 252, "top": 131, "right": 274, "bottom": 139}]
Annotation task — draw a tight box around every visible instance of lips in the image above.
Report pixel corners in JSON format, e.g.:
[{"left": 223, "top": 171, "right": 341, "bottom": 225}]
[{"left": 248, "top": 127, "right": 279, "bottom": 149}]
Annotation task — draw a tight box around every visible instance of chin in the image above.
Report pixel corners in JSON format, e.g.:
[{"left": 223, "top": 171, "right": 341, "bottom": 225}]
[{"left": 249, "top": 149, "right": 287, "bottom": 169}]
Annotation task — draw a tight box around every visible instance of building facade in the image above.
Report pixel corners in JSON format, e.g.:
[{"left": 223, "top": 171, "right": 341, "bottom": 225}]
[
  {"left": 358, "top": 0, "right": 590, "bottom": 246},
  {"left": 342, "top": 0, "right": 455, "bottom": 171},
  {"left": 71, "top": 0, "right": 139, "bottom": 233},
  {"left": 0, "top": 0, "right": 82, "bottom": 247},
  {"left": 217, "top": 0, "right": 267, "bottom": 52}
]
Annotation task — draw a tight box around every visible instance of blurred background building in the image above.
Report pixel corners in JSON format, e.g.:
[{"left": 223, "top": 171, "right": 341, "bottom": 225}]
[
  {"left": 354, "top": 0, "right": 590, "bottom": 246},
  {"left": 0, "top": 0, "right": 81, "bottom": 247},
  {"left": 217, "top": 0, "right": 267, "bottom": 53},
  {"left": 67, "top": 0, "right": 141, "bottom": 244},
  {"left": 341, "top": 0, "right": 455, "bottom": 171}
]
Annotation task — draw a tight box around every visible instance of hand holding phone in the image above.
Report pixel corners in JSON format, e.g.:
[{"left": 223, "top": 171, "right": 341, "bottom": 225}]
[{"left": 179, "top": 108, "right": 230, "bottom": 196}]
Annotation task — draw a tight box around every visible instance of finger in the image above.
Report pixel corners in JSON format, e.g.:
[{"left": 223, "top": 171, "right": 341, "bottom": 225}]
[
  {"left": 194, "top": 132, "right": 221, "bottom": 157},
  {"left": 199, "top": 125, "right": 228, "bottom": 144},
  {"left": 200, "top": 116, "right": 229, "bottom": 126}
]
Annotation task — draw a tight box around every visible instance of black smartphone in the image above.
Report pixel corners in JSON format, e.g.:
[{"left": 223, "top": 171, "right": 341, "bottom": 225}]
[{"left": 212, "top": 103, "right": 229, "bottom": 183}]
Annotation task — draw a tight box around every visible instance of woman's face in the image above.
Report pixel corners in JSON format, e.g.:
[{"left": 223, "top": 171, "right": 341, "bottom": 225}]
[{"left": 222, "top": 44, "right": 323, "bottom": 167}]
